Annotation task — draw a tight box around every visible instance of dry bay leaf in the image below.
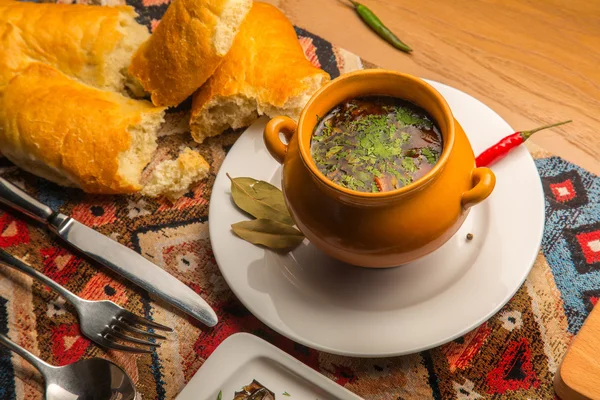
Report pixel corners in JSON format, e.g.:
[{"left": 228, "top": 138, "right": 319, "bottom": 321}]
[
  {"left": 227, "top": 174, "right": 293, "bottom": 225},
  {"left": 231, "top": 219, "right": 304, "bottom": 250}
]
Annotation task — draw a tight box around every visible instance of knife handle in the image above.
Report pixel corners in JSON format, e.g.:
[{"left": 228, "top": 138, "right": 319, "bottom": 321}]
[{"left": 0, "top": 177, "right": 53, "bottom": 223}]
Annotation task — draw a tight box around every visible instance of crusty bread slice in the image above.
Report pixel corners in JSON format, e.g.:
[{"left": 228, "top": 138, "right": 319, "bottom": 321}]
[
  {"left": 189, "top": 2, "right": 330, "bottom": 143},
  {"left": 0, "top": 63, "right": 166, "bottom": 194},
  {"left": 0, "top": 1, "right": 148, "bottom": 95},
  {"left": 129, "top": 0, "right": 252, "bottom": 107}
]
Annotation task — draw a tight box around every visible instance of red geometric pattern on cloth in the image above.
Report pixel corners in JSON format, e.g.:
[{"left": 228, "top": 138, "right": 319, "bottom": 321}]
[
  {"left": 150, "top": 19, "right": 160, "bottom": 33},
  {"left": 323, "top": 364, "right": 358, "bottom": 386},
  {"left": 79, "top": 272, "right": 129, "bottom": 304},
  {"left": 0, "top": 212, "right": 29, "bottom": 248},
  {"left": 142, "top": 0, "right": 169, "bottom": 6},
  {"left": 486, "top": 338, "right": 540, "bottom": 394},
  {"left": 40, "top": 247, "right": 82, "bottom": 286},
  {"left": 71, "top": 200, "right": 118, "bottom": 227},
  {"left": 51, "top": 323, "right": 91, "bottom": 366},
  {"left": 549, "top": 179, "right": 576, "bottom": 203},
  {"left": 582, "top": 288, "right": 600, "bottom": 313},
  {"left": 298, "top": 37, "right": 321, "bottom": 69},
  {"left": 541, "top": 168, "right": 589, "bottom": 209},
  {"left": 576, "top": 229, "right": 600, "bottom": 265},
  {"left": 193, "top": 301, "right": 320, "bottom": 371},
  {"left": 565, "top": 221, "right": 600, "bottom": 275},
  {"left": 157, "top": 183, "right": 208, "bottom": 212},
  {"left": 441, "top": 322, "right": 492, "bottom": 372}
]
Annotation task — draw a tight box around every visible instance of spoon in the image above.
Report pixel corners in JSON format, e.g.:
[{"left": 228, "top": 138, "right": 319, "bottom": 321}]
[{"left": 0, "top": 333, "right": 136, "bottom": 400}]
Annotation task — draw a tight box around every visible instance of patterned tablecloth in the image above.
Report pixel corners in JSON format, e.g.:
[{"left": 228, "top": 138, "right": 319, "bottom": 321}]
[{"left": 1, "top": 1, "right": 599, "bottom": 399}]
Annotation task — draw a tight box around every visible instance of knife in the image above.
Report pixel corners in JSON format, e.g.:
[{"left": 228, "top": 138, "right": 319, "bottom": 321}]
[{"left": 0, "top": 177, "right": 218, "bottom": 327}]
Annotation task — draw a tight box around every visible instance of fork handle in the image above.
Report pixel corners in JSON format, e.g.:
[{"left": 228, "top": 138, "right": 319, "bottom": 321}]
[
  {"left": 0, "top": 249, "right": 81, "bottom": 306},
  {"left": 0, "top": 333, "right": 54, "bottom": 378},
  {"left": 0, "top": 177, "right": 53, "bottom": 223}
]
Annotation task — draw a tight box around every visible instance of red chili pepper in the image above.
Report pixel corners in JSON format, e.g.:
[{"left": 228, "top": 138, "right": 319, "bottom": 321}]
[
  {"left": 374, "top": 176, "right": 384, "bottom": 192},
  {"left": 476, "top": 120, "right": 572, "bottom": 167}
]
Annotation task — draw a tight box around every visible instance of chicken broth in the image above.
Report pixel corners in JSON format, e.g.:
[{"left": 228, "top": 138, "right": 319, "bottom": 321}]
[{"left": 311, "top": 96, "right": 443, "bottom": 192}]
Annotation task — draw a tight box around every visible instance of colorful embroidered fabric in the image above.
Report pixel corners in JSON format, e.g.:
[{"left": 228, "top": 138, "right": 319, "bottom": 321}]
[{"left": 0, "top": 1, "right": 598, "bottom": 399}]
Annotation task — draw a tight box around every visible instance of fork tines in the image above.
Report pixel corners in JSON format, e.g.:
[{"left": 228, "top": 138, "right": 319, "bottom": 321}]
[{"left": 103, "top": 312, "right": 173, "bottom": 354}]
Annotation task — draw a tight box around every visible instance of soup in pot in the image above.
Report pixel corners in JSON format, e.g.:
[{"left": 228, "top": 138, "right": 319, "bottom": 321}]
[{"left": 311, "top": 95, "right": 443, "bottom": 192}]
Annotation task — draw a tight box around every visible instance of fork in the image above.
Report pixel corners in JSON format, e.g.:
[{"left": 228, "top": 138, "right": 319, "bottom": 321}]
[{"left": 0, "top": 249, "right": 172, "bottom": 353}]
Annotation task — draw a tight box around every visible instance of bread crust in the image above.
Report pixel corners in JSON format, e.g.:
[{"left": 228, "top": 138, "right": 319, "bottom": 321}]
[
  {"left": 0, "top": 63, "right": 165, "bottom": 194},
  {"left": 0, "top": 0, "right": 148, "bottom": 91},
  {"left": 190, "top": 2, "right": 330, "bottom": 142},
  {"left": 129, "top": 0, "right": 252, "bottom": 107}
]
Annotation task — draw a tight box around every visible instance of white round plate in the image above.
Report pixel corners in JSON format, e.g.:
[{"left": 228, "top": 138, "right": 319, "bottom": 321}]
[{"left": 208, "top": 80, "right": 544, "bottom": 357}]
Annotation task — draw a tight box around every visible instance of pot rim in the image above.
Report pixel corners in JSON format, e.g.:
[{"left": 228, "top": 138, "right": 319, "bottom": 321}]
[{"left": 297, "top": 69, "right": 456, "bottom": 199}]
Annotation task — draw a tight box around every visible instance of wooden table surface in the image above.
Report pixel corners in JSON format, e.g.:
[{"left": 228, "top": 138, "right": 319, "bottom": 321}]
[{"left": 266, "top": 0, "right": 600, "bottom": 174}]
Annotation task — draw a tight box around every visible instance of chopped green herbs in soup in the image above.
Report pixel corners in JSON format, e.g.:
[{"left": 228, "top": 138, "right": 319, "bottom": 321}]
[{"left": 311, "top": 96, "right": 443, "bottom": 192}]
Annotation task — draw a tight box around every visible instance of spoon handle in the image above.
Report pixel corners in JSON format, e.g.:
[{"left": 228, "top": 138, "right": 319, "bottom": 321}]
[
  {"left": 0, "top": 333, "right": 53, "bottom": 377},
  {"left": 0, "top": 249, "right": 82, "bottom": 306}
]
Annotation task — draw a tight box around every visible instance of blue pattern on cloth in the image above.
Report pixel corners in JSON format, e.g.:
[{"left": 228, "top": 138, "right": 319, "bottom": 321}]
[{"left": 536, "top": 157, "right": 600, "bottom": 334}]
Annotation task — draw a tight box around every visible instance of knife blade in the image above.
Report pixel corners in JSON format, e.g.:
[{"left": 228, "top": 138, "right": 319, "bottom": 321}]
[{"left": 0, "top": 177, "right": 218, "bottom": 327}]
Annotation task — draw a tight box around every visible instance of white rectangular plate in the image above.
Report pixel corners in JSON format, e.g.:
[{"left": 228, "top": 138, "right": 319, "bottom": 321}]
[{"left": 176, "top": 333, "right": 363, "bottom": 400}]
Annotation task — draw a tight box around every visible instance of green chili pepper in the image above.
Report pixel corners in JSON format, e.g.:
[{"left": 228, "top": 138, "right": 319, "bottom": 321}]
[{"left": 348, "top": 0, "right": 412, "bottom": 53}]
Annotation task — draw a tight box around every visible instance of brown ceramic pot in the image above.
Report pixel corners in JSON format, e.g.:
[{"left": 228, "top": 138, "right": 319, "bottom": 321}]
[{"left": 264, "top": 70, "right": 495, "bottom": 268}]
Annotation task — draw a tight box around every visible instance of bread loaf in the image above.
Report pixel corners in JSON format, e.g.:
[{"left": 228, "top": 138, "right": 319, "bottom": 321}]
[
  {"left": 0, "top": 0, "right": 148, "bottom": 96},
  {"left": 129, "top": 0, "right": 253, "bottom": 107},
  {"left": 0, "top": 63, "right": 167, "bottom": 194},
  {"left": 189, "top": 2, "right": 330, "bottom": 143}
]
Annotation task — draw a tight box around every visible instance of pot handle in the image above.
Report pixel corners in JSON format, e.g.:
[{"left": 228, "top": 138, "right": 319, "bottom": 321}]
[
  {"left": 264, "top": 116, "right": 297, "bottom": 164},
  {"left": 462, "top": 167, "right": 496, "bottom": 209}
]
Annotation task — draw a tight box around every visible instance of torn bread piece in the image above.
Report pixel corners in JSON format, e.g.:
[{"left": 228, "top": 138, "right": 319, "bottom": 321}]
[
  {"left": 190, "top": 2, "right": 330, "bottom": 143},
  {"left": 0, "top": 0, "right": 149, "bottom": 95},
  {"left": 0, "top": 63, "right": 164, "bottom": 193},
  {"left": 129, "top": 0, "right": 253, "bottom": 107},
  {"left": 0, "top": 63, "right": 207, "bottom": 198},
  {"left": 142, "top": 147, "right": 210, "bottom": 200}
]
